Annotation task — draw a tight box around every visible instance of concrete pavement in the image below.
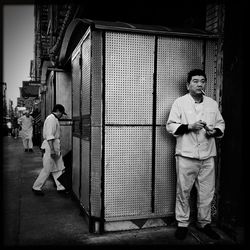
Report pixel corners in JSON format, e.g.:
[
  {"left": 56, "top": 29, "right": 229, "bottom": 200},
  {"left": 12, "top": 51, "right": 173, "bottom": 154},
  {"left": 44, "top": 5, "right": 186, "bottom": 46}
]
[{"left": 2, "top": 135, "right": 237, "bottom": 246}]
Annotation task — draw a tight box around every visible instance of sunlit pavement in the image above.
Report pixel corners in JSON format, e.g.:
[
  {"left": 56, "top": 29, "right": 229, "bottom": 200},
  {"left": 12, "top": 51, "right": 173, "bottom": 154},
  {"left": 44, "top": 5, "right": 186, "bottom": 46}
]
[{"left": 2, "top": 135, "right": 237, "bottom": 246}]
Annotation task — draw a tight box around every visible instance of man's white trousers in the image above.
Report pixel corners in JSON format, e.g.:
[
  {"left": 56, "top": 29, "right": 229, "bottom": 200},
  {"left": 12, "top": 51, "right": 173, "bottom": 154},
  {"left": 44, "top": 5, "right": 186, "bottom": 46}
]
[
  {"left": 175, "top": 156, "right": 215, "bottom": 228},
  {"left": 33, "top": 154, "right": 65, "bottom": 191},
  {"left": 33, "top": 168, "right": 65, "bottom": 191}
]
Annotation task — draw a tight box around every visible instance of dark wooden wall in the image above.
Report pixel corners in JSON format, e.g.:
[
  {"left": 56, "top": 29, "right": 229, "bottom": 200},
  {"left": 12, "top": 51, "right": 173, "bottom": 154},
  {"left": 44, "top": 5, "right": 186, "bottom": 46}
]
[{"left": 219, "top": 0, "right": 244, "bottom": 236}]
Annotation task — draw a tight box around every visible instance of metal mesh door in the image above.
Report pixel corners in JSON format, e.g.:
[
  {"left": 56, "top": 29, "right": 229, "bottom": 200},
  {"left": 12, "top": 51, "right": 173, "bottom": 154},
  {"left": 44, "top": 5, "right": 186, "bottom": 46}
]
[
  {"left": 156, "top": 37, "right": 203, "bottom": 125},
  {"left": 72, "top": 137, "right": 80, "bottom": 199},
  {"left": 154, "top": 37, "right": 204, "bottom": 215},
  {"left": 154, "top": 36, "right": 218, "bottom": 216},
  {"left": 105, "top": 32, "right": 154, "bottom": 125},
  {"left": 81, "top": 35, "right": 91, "bottom": 116},
  {"left": 90, "top": 31, "right": 103, "bottom": 217},
  {"left": 154, "top": 127, "right": 176, "bottom": 215},
  {"left": 71, "top": 49, "right": 81, "bottom": 199},
  {"left": 80, "top": 35, "right": 91, "bottom": 210},
  {"left": 104, "top": 32, "right": 155, "bottom": 219},
  {"left": 105, "top": 126, "right": 152, "bottom": 218}
]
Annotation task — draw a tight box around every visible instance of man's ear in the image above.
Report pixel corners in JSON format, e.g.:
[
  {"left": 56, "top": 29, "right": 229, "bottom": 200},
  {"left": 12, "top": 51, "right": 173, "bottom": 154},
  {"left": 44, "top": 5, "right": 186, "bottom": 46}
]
[{"left": 186, "top": 83, "right": 190, "bottom": 91}]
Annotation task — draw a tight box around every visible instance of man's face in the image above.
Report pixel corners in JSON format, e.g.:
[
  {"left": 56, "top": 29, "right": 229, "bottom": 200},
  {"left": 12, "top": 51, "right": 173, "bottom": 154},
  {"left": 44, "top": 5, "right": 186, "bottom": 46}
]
[
  {"left": 187, "top": 75, "right": 206, "bottom": 96},
  {"left": 57, "top": 111, "right": 63, "bottom": 119}
]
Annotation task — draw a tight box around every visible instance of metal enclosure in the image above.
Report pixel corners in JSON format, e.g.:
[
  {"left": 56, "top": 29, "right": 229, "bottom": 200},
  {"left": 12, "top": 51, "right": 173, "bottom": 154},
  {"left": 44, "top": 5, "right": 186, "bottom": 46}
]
[{"left": 71, "top": 24, "right": 219, "bottom": 232}]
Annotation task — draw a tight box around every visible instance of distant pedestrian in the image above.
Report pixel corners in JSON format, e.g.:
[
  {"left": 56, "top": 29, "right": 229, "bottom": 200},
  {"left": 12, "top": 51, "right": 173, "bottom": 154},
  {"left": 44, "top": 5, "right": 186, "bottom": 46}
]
[
  {"left": 166, "top": 69, "right": 225, "bottom": 240},
  {"left": 6, "top": 120, "right": 12, "bottom": 136},
  {"left": 18, "top": 110, "right": 34, "bottom": 152},
  {"left": 12, "top": 116, "right": 20, "bottom": 139},
  {"left": 32, "top": 104, "right": 68, "bottom": 196}
]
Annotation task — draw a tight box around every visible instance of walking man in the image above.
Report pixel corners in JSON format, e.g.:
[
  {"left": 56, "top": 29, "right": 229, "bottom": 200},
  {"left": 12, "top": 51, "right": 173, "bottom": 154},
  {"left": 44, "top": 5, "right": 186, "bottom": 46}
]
[
  {"left": 166, "top": 69, "right": 225, "bottom": 240},
  {"left": 18, "top": 110, "right": 34, "bottom": 152},
  {"left": 32, "top": 104, "right": 67, "bottom": 195}
]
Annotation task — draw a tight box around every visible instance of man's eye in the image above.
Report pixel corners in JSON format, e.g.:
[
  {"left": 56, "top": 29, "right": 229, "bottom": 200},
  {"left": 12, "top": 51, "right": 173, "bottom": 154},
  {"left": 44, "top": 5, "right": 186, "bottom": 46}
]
[{"left": 193, "top": 80, "right": 205, "bottom": 84}]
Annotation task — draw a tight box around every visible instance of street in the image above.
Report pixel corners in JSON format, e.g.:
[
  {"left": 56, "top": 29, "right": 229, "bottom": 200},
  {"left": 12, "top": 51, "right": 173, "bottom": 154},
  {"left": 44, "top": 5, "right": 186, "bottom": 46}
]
[{"left": 2, "top": 135, "right": 235, "bottom": 246}]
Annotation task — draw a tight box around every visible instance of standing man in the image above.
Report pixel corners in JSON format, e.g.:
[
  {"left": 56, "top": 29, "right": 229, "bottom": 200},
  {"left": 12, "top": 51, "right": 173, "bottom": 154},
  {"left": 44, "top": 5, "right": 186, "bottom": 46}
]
[
  {"left": 32, "top": 104, "right": 67, "bottom": 195},
  {"left": 18, "top": 110, "right": 34, "bottom": 152},
  {"left": 166, "top": 69, "right": 225, "bottom": 240}
]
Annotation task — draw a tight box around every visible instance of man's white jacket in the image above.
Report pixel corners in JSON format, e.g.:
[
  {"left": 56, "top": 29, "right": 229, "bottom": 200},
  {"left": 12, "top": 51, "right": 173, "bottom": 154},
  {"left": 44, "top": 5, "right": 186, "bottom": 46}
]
[
  {"left": 41, "top": 114, "right": 65, "bottom": 172},
  {"left": 166, "top": 94, "right": 225, "bottom": 160}
]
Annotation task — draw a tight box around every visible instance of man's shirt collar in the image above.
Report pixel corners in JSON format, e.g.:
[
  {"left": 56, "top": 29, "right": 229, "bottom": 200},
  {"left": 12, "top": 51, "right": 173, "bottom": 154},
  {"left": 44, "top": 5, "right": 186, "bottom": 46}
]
[{"left": 52, "top": 113, "right": 59, "bottom": 120}]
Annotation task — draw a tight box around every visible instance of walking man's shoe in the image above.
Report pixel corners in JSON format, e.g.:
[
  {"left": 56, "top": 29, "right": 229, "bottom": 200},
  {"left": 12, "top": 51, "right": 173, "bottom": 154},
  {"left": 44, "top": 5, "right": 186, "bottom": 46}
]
[
  {"left": 201, "top": 224, "right": 221, "bottom": 240},
  {"left": 29, "top": 149, "right": 34, "bottom": 152},
  {"left": 175, "top": 226, "right": 188, "bottom": 240},
  {"left": 32, "top": 188, "right": 44, "bottom": 196},
  {"left": 24, "top": 149, "right": 28, "bottom": 152}
]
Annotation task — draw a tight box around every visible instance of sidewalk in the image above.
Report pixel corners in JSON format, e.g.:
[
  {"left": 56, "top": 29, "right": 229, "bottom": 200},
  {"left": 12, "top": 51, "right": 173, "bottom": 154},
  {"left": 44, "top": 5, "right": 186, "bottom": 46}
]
[{"left": 2, "top": 135, "right": 237, "bottom": 246}]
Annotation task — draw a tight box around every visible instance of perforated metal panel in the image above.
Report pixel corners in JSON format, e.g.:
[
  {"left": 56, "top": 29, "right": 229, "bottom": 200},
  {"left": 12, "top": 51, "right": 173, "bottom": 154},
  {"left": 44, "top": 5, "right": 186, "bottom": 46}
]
[
  {"left": 104, "top": 126, "right": 152, "bottom": 218},
  {"left": 90, "top": 126, "right": 102, "bottom": 217},
  {"left": 154, "top": 36, "right": 218, "bottom": 217},
  {"left": 89, "top": 32, "right": 103, "bottom": 217},
  {"left": 60, "top": 125, "right": 72, "bottom": 157},
  {"left": 205, "top": 40, "right": 218, "bottom": 99},
  {"left": 81, "top": 35, "right": 91, "bottom": 116},
  {"left": 156, "top": 37, "right": 203, "bottom": 125},
  {"left": 71, "top": 49, "right": 81, "bottom": 199},
  {"left": 105, "top": 32, "right": 154, "bottom": 125},
  {"left": 72, "top": 51, "right": 81, "bottom": 117},
  {"left": 72, "top": 137, "right": 80, "bottom": 199},
  {"left": 80, "top": 139, "right": 90, "bottom": 211},
  {"left": 91, "top": 31, "right": 103, "bottom": 127},
  {"left": 154, "top": 127, "right": 176, "bottom": 215}
]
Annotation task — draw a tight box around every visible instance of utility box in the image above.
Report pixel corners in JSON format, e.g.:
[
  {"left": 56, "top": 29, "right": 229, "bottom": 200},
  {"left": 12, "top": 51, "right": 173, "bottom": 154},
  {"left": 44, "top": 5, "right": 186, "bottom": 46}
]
[{"left": 71, "top": 20, "right": 220, "bottom": 233}]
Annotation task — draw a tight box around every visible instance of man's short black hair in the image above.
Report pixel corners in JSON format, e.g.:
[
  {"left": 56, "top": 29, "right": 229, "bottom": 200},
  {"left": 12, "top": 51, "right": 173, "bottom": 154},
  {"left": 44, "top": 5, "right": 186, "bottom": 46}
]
[
  {"left": 187, "top": 69, "right": 207, "bottom": 83},
  {"left": 52, "top": 104, "right": 67, "bottom": 115}
]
